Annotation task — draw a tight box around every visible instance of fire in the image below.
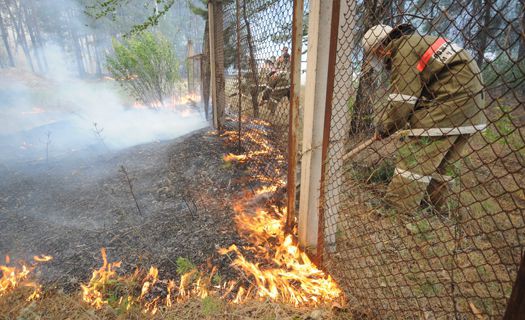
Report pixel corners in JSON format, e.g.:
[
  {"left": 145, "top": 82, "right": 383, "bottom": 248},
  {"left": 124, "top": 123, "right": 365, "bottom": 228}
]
[
  {"left": 130, "top": 93, "right": 201, "bottom": 112},
  {"left": 224, "top": 153, "right": 248, "bottom": 162},
  {"left": 80, "top": 248, "right": 121, "bottom": 309},
  {"left": 80, "top": 248, "right": 213, "bottom": 313},
  {"left": 0, "top": 255, "right": 52, "bottom": 301},
  {"left": 33, "top": 255, "right": 53, "bottom": 262},
  {"left": 218, "top": 119, "right": 343, "bottom": 306},
  {"left": 219, "top": 204, "right": 342, "bottom": 306},
  {"left": 3, "top": 117, "right": 341, "bottom": 314}
]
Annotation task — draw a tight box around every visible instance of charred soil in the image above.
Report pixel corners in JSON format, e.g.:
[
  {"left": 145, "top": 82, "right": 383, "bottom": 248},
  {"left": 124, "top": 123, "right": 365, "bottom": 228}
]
[{"left": 0, "top": 128, "right": 247, "bottom": 291}]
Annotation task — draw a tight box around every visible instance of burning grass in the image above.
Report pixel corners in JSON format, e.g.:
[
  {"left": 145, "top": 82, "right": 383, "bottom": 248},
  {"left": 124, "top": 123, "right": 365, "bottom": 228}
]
[
  {"left": 0, "top": 255, "right": 53, "bottom": 302},
  {"left": 0, "top": 118, "right": 345, "bottom": 318}
]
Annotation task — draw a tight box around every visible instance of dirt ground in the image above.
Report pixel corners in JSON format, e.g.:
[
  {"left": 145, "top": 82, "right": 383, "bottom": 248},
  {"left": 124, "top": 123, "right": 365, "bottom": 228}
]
[{"left": 0, "top": 128, "right": 248, "bottom": 291}]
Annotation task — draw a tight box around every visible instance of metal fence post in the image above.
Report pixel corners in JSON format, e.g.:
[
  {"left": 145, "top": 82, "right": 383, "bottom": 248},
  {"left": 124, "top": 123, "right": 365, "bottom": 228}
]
[
  {"left": 298, "top": 0, "right": 336, "bottom": 251},
  {"left": 285, "top": 0, "right": 304, "bottom": 235}
]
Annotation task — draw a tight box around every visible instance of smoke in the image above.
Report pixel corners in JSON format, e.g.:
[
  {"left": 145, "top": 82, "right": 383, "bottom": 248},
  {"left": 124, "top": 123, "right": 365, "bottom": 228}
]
[{"left": 0, "top": 44, "right": 207, "bottom": 165}]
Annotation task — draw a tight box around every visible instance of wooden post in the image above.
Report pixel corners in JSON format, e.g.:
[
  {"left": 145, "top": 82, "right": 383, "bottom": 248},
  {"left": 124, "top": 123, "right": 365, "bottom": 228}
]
[
  {"left": 213, "top": 1, "right": 226, "bottom": 131},
  {"left": 317, "top": 0, "right": 341, "bottom": 262},
  {"left": 298, "top": 0, "right": 335, "bottom": 250},
  {"left": 320, "top": 0, "right": 355, "bottom": 253},
  {"left": 503, "top": 252, "right": 525, "bottom": 319},
  {"left": 235, "top": 0, "right": 242, "bottom": 151},
  {"left": 208, "top": 1, "right": 218, "bottom": 129},
  {"left": 285, "top": 0, "right": 304, "bottom": 234}
]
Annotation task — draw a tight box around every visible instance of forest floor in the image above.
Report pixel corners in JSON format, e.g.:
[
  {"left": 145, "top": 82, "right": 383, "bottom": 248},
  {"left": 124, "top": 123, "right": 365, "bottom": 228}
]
[
  {"left": 0, "top": 128, "right": 350, "bottom": 319},
  {"left": 0, "top": 129, "right": 246, "bottom": 290}
]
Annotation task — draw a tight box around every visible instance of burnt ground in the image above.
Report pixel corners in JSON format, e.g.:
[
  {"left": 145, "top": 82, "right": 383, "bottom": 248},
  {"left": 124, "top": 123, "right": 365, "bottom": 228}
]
[{"left": 0, "top": 128, "right": 248, "bottom": 290}]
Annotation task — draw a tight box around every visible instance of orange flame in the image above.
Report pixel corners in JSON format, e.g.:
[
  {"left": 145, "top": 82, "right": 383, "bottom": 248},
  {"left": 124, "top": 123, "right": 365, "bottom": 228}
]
[
  {"left": 33, "top": 255, "right": 53, "bottom": 262},
  {"left": 224, "top": 153, "right": 248, "bottom": 162},
  {"left": 80, "top": 248, "right": 121, "bottom": 309},
  {"left": 0, "top": 254, "right": 52, "bottom": 300},
  {"left": 217, "top": 119, "right": 343, "bottom": 306}
]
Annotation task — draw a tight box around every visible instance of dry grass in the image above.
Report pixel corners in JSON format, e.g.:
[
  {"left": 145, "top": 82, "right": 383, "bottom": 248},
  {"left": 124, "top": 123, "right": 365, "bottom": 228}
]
[
  {"left": 326, "top": 127, "right": 524, "bottom": 318},
  {"left": 0, "top": 286, "right": 353, "bottom": 320}
]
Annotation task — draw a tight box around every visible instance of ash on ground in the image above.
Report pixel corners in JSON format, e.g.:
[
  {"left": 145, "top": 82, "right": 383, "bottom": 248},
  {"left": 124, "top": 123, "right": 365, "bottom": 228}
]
[{"left": 0, "top": 129, "right": 248, "bottom": 291}]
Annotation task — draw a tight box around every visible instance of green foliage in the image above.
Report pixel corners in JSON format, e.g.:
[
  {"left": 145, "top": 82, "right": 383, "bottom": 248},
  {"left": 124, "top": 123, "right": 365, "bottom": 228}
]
[
  {"left": 406, "top": 219, "right": 433, "bottom": 241},
  {"left": 369, "top": 159, "right": 396, "bottom": 184},
  {"left": 211, "top": 273, "right": 222, "bottom": 286},
  {"left": 188, "top": 0, "right": 208, "bottom": 19},
  {"left": 483, "top": 54, "right": 525, "bottom": 90},
  {"left": 482, "top": 104, "right": 525, "bottom": 152},
  {"left": 106, "top": 31, "right": 180, "bottom": 107},
  {"left": 176, "top": 257, "right": 196, "bottom": 275},
  {"left": 86, "top": 0, "right": 175, "bottom": 36},
  {"left": 201, "top": 296, "right": 223, "bottom": 316}
]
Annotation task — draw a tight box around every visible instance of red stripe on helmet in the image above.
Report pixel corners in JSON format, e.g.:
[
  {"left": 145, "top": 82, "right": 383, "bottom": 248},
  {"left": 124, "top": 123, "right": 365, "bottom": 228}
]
[{"left": 417, "top": 37, "right": 447, "bottom": 72}]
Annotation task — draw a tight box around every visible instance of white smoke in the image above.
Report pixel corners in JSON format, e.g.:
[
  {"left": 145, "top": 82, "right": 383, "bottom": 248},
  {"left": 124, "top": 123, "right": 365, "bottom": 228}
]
[{"left": 0, "top": 44, "right": 207, "bottom": 164}]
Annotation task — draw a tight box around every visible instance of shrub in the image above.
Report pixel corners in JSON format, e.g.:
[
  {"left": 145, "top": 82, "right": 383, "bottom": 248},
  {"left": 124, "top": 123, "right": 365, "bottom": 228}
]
[{"left": 106, "top": 31, "right": 180, "bottom": 108}]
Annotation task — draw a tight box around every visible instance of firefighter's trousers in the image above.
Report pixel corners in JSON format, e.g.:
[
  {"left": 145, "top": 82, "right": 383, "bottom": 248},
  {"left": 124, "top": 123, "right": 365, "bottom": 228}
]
[{"left": 385, "top": 135, "right": 469, "bottom": 213}]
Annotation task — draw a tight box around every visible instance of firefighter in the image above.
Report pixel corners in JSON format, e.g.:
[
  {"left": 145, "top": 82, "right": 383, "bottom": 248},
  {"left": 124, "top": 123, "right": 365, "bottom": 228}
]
[
  {"left": 262, "top": 47, "right": 291, "bottom": 115},
  {"left": 362, "top": 24, "right": 486, "bottom": 212}
]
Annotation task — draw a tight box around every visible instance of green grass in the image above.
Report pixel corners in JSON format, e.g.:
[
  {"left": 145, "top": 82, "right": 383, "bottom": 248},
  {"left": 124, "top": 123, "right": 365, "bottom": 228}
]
[{"left": 176, "top": 257, "right": 196, "bottom": 275}]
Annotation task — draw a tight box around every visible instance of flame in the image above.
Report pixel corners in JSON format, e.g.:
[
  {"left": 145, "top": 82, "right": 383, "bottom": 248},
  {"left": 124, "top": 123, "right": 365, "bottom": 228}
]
[
  {"left": 80, "top": 248, "right": 121, "bottom": 309},
  {"left": 130, "top": 93, "right": 200, "bottom": 112},
  {"left": 217, "top": 119, "right": 343, "bottom": 306},
  {"left": 224, "top": 153, "right": 248, "bottom": 162},
  {"left": 79, "top": 249, "right": 214, "bottom": 313},
  {"left": 0, "top": 255, "right": 52, "bottom": 300},
  {"left": 33, "top": 255, "right": 53, "bottom": 262},
  {"left": 2, "top": 117, "right": 341, "bottom": 313}
]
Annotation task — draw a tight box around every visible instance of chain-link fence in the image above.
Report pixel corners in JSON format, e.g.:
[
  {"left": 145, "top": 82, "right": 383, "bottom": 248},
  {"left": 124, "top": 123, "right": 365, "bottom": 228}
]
[
  {"left": 319, "top": 0, "right": 525, "bottom": 318},
  {"left": 212, "top": 0, "right": 307, "bottom": 209},
  {"left": 207, "top": 0, "right": 525, "bottom": 317}
]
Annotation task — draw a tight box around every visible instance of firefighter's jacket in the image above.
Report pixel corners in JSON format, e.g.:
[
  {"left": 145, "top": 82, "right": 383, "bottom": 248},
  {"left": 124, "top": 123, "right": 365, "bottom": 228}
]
[
  {"left": 376, "top": 34, "right": 486, "bottom": 211},
  {"left": 377, "top": 34, "right": 485, "bottom": 137}
]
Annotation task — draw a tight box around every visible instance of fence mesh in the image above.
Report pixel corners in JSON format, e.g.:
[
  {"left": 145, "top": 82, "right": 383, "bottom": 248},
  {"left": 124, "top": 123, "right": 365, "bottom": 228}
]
[
  {"left": 217, "top": 0, "right": 305, "bottom": 193},
  {"left": 320, "top": 0, "right": 525, "bottom": 318}
]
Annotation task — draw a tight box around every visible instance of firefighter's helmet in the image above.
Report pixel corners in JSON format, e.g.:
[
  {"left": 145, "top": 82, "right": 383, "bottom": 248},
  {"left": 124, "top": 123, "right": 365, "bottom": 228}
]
[{"left": 362, "top": 24, "right": 393, "bottom": 53}]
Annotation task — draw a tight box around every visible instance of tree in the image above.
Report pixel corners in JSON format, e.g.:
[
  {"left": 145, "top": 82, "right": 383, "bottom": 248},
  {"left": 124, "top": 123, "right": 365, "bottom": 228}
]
[{"left": 106, "top": 31, "right": 181, "bottom": 108}]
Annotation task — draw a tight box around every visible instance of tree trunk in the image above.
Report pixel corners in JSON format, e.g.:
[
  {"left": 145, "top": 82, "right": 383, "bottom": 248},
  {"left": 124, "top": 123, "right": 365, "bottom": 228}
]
[
  {"left": 34, "top": 17, "right": 48, "bottom": 72},
  {"left": 351, "top": 0, "right": 393, "bottom": 135},
  {"left": 66, "top": 11, "right": 86, "bottom": 77},
  {"left": 84, "top": 36, "right": 94, "bottom": 74},
  {"left": 6, "top": 0, "right": 34, "bottom": 72},
  {"left": 22, "top": 2, "right": 45, "bottom": 73},
  {"left": 475, "top": 0, "right": 492, "bottom": 67},
  {"left": 241, "top": 0, "right": 260, "bottom": 117},
  {"left": 0, "top": 10, "right": 15, "bottom": 67}
]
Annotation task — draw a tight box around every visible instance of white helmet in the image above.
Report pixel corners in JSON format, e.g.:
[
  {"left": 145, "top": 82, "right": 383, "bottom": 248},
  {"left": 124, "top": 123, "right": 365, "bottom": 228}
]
[{"left": 362, "top": 24, "right": 393, "bottom": 53}]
